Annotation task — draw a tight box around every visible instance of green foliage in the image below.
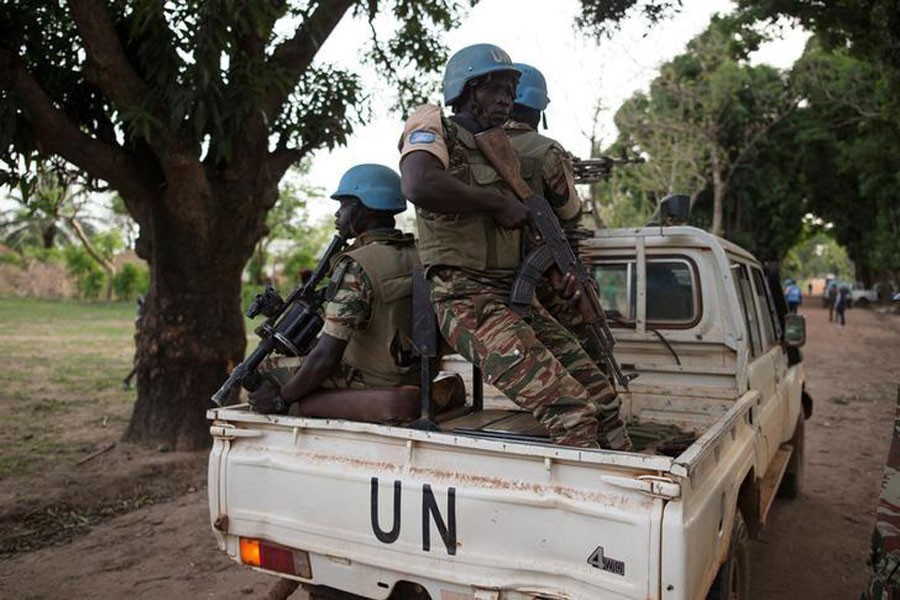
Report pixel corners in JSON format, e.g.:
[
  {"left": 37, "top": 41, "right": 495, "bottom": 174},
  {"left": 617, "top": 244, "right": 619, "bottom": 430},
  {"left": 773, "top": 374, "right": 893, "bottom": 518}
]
[
  {"left": 602, "top": 15, "right": 800, "bottom": 257},
  {"left": 576, "top": 0, "right": 683, "bottom": 38},
  {"left": 63, "top": 246, "right": 104, "bottom": 299},
  {"left": 112, "top": 263, "right": 149, "bottom": 301},
  {"left": 247, "top": 164, "right": 331, "bottom": 286},
  {"left": 0, "top": 251, "right": 21, "bottom": 266},
  {"left": 80, "top": 270, "right": 106, "bottom": 300},
  {"left": 737, "top": 0, "right": 900, "bottom": 116},
  {"left": 783, "top": 231, "right": 852, "bottom": 282},
  {"left": 0, "top": 0, "right": 470, "bottom": 175},
  {"left": 778, "top": 40, "right": 900, "bottom": 281},
  {"left": 93, "top": 230, "right": 124, "bottom": 257}
]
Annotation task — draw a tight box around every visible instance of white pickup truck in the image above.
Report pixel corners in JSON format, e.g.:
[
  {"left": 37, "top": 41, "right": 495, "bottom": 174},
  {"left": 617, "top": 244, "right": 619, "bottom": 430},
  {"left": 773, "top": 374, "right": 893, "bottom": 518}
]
[{"left": 207, "top": 225, "right": 809, "bottom": 600}]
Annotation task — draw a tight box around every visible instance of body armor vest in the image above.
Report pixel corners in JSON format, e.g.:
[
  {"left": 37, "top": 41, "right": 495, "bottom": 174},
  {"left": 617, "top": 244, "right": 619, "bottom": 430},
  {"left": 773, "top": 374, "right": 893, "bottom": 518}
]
[
  {"left": 414, "top": 117, "right": 522, "bottom": 273},
  {"left": 506, "top": 128, "right": 557, "bottom": 195},
  {"left": 337, "top": 232, "right": 420, "bottom": 388}
]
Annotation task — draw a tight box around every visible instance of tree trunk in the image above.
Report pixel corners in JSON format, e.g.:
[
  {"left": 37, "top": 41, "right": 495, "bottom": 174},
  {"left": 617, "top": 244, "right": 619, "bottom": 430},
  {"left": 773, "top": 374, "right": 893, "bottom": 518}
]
[
  {"left": 710, "top": 143, "right": 726, "bottom": 237},
  {"left": 123, "top": 182, "right": 258, "bottom": 450},
  {"left": 42, "top": 223, "right": 57, "bottom": 249}
]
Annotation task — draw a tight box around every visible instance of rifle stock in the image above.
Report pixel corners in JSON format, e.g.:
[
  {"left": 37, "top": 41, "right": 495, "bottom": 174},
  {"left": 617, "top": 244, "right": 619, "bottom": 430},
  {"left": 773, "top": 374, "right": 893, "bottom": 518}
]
[
  {"left": 474, "top": 127, "right": 635, "bottom": 389},
  {"left": 210, "top": 234, "right": 347, "bottom": 406}
]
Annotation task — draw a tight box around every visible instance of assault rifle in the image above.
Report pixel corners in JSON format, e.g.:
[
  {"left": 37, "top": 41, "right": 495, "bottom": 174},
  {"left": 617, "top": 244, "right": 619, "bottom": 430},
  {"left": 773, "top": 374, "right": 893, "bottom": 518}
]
[
  {"left": 474, "top": 128, "right": 636, "bottom": 389},
  {"left": 210, "top": 234, "right": 347, "bottom": 406},
  {"left": 571, "top": 154, "right": 645, "bottom": 184}
]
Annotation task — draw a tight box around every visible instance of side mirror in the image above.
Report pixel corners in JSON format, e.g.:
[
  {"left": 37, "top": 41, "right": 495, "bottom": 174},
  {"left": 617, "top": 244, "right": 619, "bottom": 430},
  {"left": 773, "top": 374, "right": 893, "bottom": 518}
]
[{"left": 784, "top": 314, "right": 806, "bottom": 347}]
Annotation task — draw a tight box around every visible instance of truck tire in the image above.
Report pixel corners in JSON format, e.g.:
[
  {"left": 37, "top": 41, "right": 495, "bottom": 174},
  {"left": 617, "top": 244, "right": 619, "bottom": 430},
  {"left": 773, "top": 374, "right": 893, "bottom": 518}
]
[
  {"left": 778, "top": 414, "right": 805, "bottom": 499},
  {"left": 706, "top": 511, "right": 750, "bottom": 600}
]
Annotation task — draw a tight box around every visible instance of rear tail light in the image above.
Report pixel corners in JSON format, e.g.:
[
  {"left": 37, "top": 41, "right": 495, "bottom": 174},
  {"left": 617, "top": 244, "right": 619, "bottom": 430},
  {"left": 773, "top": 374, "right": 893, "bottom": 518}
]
[{"left": 239, "top": 537, "right": 312, "bottom": 578}]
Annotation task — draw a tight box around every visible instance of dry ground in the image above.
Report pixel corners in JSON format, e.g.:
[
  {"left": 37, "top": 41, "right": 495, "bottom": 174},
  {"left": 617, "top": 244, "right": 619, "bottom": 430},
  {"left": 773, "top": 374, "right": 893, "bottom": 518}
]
[{"left": 0, "top": 299, "right": 898, "bottom": 599}]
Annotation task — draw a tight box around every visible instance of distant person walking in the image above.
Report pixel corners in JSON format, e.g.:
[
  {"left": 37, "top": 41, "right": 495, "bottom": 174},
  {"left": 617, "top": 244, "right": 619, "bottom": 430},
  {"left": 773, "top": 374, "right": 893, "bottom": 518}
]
[
  {"left": 784, "top": 279, "right": 802, "bottom": 314},
  {"left": 826, "top": 282, "right": 838, "bottom": 322},
  {"left": 835, "top": 285, "right": 849, "bottom": 326}
]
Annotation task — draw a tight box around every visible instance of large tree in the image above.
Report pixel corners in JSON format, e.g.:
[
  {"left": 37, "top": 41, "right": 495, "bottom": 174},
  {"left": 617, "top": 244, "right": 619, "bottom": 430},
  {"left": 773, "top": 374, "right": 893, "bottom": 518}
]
[
  {"left": 0, "top": 0, "right": 470, "bottom": 449},
  {"left": 784, "top": 40, "right": 900, "bottom": 283},
  {"left": 609, "top": 16, "right": 797, "bottom": 238}
]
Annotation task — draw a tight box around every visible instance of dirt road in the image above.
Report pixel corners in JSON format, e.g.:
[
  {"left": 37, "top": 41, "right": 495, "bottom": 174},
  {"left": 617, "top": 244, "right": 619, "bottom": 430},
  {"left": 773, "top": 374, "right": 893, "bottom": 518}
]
[
  {"left": 2, "top": 305, "right": 898, "bottom": 599},
  {"left": 748, "top": 304, "right": 900, "bottom": 599}
]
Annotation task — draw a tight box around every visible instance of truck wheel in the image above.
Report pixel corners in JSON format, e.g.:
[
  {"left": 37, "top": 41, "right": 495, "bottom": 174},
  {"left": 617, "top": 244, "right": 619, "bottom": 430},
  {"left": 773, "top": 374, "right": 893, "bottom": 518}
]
[
  {"left": 856, "top": 297, "right": 870, "bottom": 307},
  {"left": 706, "top": 511, "right": 750, "bottom": 600},
  {"left": 778, "top": 414, "right": 805, "bottom": 499}
]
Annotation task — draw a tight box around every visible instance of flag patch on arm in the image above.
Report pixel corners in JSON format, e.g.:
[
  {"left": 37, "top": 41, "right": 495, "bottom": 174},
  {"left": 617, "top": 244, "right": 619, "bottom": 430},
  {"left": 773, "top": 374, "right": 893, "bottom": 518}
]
[{"left": 408, "top": 130, "right": 436, "bottom": 144}]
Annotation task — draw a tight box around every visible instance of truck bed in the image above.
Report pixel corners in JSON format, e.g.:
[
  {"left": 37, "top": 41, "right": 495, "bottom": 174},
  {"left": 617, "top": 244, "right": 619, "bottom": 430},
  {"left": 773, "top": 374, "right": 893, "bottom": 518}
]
[{"left": 441, "top": 408, "right": 696, "bottom": 455}]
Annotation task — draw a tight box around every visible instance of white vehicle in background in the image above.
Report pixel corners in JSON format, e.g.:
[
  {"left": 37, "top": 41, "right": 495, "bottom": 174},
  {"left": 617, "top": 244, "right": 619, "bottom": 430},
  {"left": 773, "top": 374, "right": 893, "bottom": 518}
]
[
  {"left": 207, "top": 214, "right": 809, "bottom": 600},
  {"left": 849, "top": 284, "right": 879, "bottom": 307}
]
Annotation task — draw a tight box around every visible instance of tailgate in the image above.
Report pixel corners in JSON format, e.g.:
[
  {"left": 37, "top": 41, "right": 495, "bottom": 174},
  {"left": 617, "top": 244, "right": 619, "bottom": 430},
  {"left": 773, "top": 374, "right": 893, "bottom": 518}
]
[{"left": 209, "top": 409, "right": 672, "bottom": 600}]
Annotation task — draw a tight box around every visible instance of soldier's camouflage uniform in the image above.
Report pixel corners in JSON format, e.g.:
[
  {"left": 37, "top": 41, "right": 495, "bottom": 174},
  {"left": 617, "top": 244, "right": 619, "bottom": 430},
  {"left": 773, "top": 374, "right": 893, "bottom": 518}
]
[
  {"left": 505, "top": 119, "right": 612, "bottom": 373},
  {"left": 400, "top": 105, "right": 631, "bottom": 450},
  {"left": 263, "top": 229, "right": 419, "bottom": 391},
  {"left": 865, "top": 389, "right": 900, "bottom": 599}
]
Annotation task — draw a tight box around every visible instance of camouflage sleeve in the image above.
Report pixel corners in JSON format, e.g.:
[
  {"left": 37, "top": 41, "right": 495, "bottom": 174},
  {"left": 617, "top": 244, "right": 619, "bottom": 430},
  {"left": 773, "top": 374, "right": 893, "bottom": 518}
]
[
  {"left": 542, "top": 145, "right": 581, "bottom": 222},
  {"left": 322, "top": 258, "right": 374, "bottom": 342}
]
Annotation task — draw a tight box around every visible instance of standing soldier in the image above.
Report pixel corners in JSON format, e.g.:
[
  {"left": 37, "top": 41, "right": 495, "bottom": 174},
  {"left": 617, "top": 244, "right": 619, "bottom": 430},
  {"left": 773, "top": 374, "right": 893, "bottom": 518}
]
[
  {"left": 248, "top": 164, "right": 419, "bottom": 415},
  {"left": 503, "top": 63, "right": 627, "bottom": 443},
  {"left": 399, "top": 44, "right": 631, "bottom": 451}
]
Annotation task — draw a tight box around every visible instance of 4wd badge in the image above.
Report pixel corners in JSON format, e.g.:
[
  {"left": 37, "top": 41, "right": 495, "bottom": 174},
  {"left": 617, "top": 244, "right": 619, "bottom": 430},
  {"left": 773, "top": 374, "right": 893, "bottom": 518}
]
[{"left": 587, "top": 546, "right": 626, "bottom": 576}]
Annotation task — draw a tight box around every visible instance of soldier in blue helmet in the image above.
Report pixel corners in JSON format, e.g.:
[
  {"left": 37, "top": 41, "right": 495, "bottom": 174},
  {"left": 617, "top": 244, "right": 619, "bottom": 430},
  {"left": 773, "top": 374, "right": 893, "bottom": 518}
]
[
  {"left": 399, "top": 45, "right": 631, "bottom": 450},
  {"left": 505, "top": 62, "right": 630, "bottom": 450},
  {"left": 505, "top": 63, "right": 581, "bottom": 228},
  {"left": 249, "top": 164, "right": 420, "bottom": 414}
]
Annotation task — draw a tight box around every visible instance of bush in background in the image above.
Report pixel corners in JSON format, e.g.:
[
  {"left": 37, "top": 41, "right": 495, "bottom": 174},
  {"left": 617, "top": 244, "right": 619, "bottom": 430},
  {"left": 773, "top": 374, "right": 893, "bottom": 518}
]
[{"left": 112, "top": 263, "right": 149, "bottom": 301}]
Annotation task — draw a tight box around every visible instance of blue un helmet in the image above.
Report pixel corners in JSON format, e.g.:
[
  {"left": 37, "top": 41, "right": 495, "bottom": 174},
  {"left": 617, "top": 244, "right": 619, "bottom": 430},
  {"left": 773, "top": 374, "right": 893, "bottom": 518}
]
[
  {"left": 512, "top": 63, "right": 550, "bottom": 111},
  {"left": 331, "top": 164, "right": 406, "bottom": 214},
  {"left": 442, "top": 43, "right": 521, "bottom": 106}
]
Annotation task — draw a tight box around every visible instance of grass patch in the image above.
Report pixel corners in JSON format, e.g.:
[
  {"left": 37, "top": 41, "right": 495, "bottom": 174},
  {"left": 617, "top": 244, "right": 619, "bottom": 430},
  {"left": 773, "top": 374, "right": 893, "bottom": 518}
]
[
  {"left": 0, "top": 297, "right": 137, "bottom": 479},
  {"left": 0, "top": 454, "right": 34, "bottom": 478}
]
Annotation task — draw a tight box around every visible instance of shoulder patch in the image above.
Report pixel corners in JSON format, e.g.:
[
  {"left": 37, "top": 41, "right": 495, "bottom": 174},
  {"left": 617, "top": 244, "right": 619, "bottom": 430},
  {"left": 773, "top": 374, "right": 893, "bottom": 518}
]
[{"left": 408, "top": 130, "right": 436, "bottom": 144}]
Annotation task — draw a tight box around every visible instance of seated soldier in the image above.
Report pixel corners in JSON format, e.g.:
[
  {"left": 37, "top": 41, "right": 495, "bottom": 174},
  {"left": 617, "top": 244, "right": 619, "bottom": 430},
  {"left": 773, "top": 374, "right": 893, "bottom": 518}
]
[{"left": 248, "top": 164, "right": 420, "bottom": 415}]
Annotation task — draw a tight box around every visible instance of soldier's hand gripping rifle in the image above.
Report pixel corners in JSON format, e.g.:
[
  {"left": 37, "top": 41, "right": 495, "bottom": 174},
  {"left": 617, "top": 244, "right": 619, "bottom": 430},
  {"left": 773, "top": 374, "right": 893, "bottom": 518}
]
[
  {"left": 211, "top": 234, "right": 347, "bottom": 406},
  {"left": 571, "top": 154, "right": 645, "bottom": 184},
  {"left": 474, "top": 128, "right": 636, "bottom": 390}
]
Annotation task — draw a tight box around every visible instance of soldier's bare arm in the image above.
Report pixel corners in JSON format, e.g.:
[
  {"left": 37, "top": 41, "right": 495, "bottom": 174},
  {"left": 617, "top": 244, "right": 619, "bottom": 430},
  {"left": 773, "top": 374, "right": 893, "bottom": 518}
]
[
  {"left": 280, "top": 334, "right": 347, "bottom": 401},
  {"left": 400, "top": 151, "right": 528, "bottom": 229},
  {"left": 247, "top": 335, "right": 347, "bottom": 413}
]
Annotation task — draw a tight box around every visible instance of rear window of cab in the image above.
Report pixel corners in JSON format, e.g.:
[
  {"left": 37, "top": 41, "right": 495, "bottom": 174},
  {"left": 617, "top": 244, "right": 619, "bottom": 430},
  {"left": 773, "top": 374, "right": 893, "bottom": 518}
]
[{"left": 593, "top": 258, "right": 699, "bottom": 328}]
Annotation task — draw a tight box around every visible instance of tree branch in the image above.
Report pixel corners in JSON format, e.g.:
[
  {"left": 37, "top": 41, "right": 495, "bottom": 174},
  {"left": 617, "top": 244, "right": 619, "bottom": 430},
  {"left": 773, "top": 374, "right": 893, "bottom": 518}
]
[
  {"left": 268, "top": 145, "right": 314, "bottom": 183},
  {"left": 68, "top": 215, "right": 116, "bottom": 299},
  {"left": 265, "top": 0, "right": 355, "bottom": 121},
  {"left": 229, "top": 18, "right": 274, "bottom": 172},
  {"left": 68, "top": 0, "right": 146, "bottom": 108},
  {"left": 0, "top": 49, "right": 155, "bottom": 227},
  {"left": 69, "top": 0, "right": 184, "bottom": 165}
]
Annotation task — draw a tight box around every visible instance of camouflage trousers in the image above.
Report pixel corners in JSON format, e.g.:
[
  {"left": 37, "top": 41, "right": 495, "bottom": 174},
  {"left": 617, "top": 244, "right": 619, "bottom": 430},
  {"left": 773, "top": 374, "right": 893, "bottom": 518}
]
[
  {"left": 536, "top": 278, "right": 608, "bottom": 374},
  {"left": 430, "top": 268, "right": 631, "bottom": 451}
]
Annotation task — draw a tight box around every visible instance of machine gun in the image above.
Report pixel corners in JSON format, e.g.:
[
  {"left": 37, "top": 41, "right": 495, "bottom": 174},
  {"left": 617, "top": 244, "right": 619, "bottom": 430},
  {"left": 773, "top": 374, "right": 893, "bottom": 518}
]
[
  {"left": 210, "top": 234, "right": 347, "bottom": 406},
  {"left": 474, "top": 128, "right": 636, "bottom": 390},
  {"left": 571, "top": 154, "right": 645, "bottom": 184}
]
